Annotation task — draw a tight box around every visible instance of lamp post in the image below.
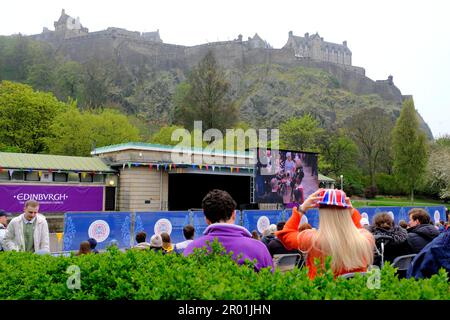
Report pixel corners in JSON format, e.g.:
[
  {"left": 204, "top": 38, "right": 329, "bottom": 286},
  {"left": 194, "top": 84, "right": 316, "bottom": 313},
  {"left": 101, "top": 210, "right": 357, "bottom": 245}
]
[{"left": 340, "top": 175, "right": 343, "bottom": 190}]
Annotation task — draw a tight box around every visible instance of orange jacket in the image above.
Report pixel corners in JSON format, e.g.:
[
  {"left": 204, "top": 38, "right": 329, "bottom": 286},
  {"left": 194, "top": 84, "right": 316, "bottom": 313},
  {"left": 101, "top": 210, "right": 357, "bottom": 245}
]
[{"left": 276, "top": 208, "right": 374, "bottom": 279}]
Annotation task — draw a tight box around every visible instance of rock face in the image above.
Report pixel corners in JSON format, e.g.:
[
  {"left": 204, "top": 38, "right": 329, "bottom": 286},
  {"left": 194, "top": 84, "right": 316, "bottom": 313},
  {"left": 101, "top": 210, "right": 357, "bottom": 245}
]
[{"left": 28, "top": 10, "right": 433, "bottom": 138}]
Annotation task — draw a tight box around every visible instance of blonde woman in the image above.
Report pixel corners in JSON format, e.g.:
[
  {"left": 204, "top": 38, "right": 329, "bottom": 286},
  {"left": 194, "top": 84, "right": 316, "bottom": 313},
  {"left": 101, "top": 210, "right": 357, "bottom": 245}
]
[{"left": 276, "top": 188, "right": 375, "bottom": 279}]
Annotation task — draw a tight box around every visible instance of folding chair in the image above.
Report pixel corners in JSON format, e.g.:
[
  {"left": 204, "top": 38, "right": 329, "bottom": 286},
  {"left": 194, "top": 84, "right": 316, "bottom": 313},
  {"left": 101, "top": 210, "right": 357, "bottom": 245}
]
[
  {"left": 338, "top": 272, "right": 367, "bottom": 279},
  {"left": 273, "top": 253, "right": 302, "bottom": 272},
  {"left": 391, "top": 254, "right": 417, "bottom": 278}
]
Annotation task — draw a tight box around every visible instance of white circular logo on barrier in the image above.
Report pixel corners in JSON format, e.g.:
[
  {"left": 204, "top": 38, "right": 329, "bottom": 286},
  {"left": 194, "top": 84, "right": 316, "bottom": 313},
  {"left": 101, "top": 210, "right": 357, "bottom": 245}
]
[
  {"left": 154, "top": 218, "right": 172, "bottom": 235},
  {"left": 257, "top": 216, "right": 270, "bottom": 233},
  {"left": 300, "top": 215, "right": 309, "bottom": 225},
  {"left": 434, "top": 210, "right": 441, "bottom": 223},
  {"left": 88, "top": 220, "right": 110, "bottom": 243}
]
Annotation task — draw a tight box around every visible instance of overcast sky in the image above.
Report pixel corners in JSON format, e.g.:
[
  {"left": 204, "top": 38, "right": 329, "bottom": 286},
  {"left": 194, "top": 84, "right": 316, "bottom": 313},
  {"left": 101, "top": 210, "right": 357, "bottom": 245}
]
[{"left": 1, "top": 0, "right": 449, "bottom": 138}]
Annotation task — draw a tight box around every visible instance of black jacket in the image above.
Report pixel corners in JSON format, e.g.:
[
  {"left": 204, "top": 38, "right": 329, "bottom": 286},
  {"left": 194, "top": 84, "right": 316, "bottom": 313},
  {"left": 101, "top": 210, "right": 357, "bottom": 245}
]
[
  {"left": 407, "top": 224, "right": 440, "bottom": 254},
  {"left": 369, "top": 225, "right": 409, "bottom": 265},
  {"left": 267, "top": 238, "right": 300, "bottom": 257}
]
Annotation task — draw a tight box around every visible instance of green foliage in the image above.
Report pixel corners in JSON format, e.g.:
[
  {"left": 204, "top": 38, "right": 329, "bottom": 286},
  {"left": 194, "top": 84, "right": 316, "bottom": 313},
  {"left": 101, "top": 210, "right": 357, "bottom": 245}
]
[
  {"left": 46, "top": 105, "right": 141, "bottom": 156},
  {"left": 173, "top": 51, "right": 239, "bottom": 133},
  {"left": 279, "top": 114, "right": 325, "bottom": 152},
  {"left": 392, "top": 99, "right": 429, "bottom": 201},
  {"left": 423, "top": 141, "right": 450, "bottom": 199},
  {"left": 376, "top": 173, "right": 403, "bottom": 196},
  {"left": 0, "top": 241, "right": 448, "bottom": 300},
  {"left": 345, "top": 107, "right": 394, "bottom": 188},
  {"left": 150, "top": 125, "right": 186, "bottom": 146},
  {"left": 0, "top": 81, "right": 68, "bottom": 153}
]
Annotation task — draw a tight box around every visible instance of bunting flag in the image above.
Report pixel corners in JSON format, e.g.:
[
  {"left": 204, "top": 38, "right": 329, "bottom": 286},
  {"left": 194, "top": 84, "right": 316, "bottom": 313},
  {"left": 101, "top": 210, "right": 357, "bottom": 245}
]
[
  {"left": 48, "top": 169, "right": 53, "bottom": 173},
  {"left": 236, "top": 167, "right": 240, "bottom": 173},
  {"left": 0, "top": 167, "right": 3, "bottom": 173},
  {"left": 173, "top": 163, "right": 176, "bottom": 170},
  {"left": 164, "top": 164, "right": 168, "bottom": 170},
  {"left": 149, "top": 164, "right": 152, "bottom": 171},
  {"left": 199, "top": 165, "right": 203, "bottom": 170},
  {"left": 122, "top": 163, "right": 126, "bottom": 170},
  {"left": 192, "top": 164, "right": 196, "bottom": 169},
  {"left": 205, "top": 165, "right": 209, "bottom": 171},
  {"left": 230, "top": 167, "right": 234, "bottom": 173},
  {"left": 169, "top": 164, "right": 172, "bottom": 170},
  {"left": 157, "top": 164, "right": 160, "bottom": 171},
  {"left": 8, "top": 169, "right": 14, "bottom": 176},
  {"left": 38, "top": 171, "right": 42, "bottom": 178},
  {"left": 212, "top": 166, "right": 215, "bottom": 171},
  {"left": 81, "top": 172, "right": 87, "bottom": 179},
  {"left": 127, "top": 162, "right": 132, "bottom": 168}
]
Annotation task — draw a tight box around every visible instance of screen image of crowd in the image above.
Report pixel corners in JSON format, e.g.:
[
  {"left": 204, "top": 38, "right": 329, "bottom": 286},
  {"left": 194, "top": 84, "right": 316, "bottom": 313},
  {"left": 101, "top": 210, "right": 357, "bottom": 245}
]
[{"left": 255, "top": 149, "right": 319, "bottom": 206}]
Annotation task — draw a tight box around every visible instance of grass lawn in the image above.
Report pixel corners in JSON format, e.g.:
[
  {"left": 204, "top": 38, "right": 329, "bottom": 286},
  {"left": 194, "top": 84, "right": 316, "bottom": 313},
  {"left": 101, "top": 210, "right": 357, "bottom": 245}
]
[{"left": 352, "top": 195, "right": 449, "bottom": 209}]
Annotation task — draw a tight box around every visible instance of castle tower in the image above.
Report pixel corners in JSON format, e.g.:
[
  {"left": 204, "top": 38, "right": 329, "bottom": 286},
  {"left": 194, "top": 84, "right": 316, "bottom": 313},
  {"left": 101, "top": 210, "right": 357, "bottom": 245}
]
[{"left": 54, "top": 9, "right": 88, "bottom": 38}]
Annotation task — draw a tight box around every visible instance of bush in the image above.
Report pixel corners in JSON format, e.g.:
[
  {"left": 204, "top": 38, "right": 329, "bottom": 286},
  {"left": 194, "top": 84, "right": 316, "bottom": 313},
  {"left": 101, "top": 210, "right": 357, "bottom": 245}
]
[
  {"left": 0, "top": 241, "right": 448, "bottom": 300},
  {"left": 376, "top": 173, "right": 403, "bottom": 196},
  {"left": 364, "top": 186, "right": 378, "bottom": 199}
]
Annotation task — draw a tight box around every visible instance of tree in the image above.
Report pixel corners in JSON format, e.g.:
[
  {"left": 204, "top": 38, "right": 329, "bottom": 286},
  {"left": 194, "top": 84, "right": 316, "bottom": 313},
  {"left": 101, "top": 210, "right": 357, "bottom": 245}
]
[
  {"left": 279, "top": 114, "right": 325, "bottom": 151},
  {"left": 319, "top": 131, "right": 359, "bottom": 178},
  {"left": 0, "top": 81, "right": 67, "bottom": 153},
  {"left": 392, "top": 99, "right": 428, "bottom": 201},
  {"left": 173, "top": 50, "right": 238, "bottom": 133},
  {"left": 47, "top": 106, "right": 141, "bottom": 156},
  {"left": 345, "top": 107, "right": 394, "bottom": 189},
  {"left": 424, "top": 143, "right": 450, "bottom": 200}
]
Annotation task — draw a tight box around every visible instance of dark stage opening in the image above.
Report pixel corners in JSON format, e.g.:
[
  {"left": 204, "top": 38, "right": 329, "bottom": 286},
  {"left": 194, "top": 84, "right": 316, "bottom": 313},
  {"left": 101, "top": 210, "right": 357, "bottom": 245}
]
[{"left": 168, "top": 173, "right": 251, "bottom": 211}]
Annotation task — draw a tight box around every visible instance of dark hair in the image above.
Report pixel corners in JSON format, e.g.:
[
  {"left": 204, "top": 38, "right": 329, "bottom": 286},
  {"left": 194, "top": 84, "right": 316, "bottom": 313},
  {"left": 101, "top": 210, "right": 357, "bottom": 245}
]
[
  {"left": 409, "top": 208, "right": 431, "bottom": 225},
  {"left": 298, "top": 223, "right": 312, "bottom": 232},
  {"left": 373, "top": 212, "right": 394, "bottom": 230},
  {"left": 136, "top": 231, "right": 147, "bottom": 243},
  {"left": 77, "top": 241, "right": 91, "bottom": 255},
  {"left": 398, "top": 220, "right": 408, "bottom": 229},
  {"left": 87, "top": 238, "right": 97, "bottom": 249},
  {"left": 202, "top": 189, "right": 236, "bottom": 223},
  {"left": 251, "top": 230, "right": 260, "bottom": 240},
  {"left": 276, "top": 221, "right": 286, "bottom": 231},
  {"left": 183, "top": 224, "right": 195, "bottom": 240},
  {"left": 160, "top": 232, "right": 171, "bottom": 243}
]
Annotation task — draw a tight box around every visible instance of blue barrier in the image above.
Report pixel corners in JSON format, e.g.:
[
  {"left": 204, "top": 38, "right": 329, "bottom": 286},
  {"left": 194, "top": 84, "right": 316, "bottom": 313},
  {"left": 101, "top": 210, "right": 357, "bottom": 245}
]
[
  {"left": 62, "top": 206, "right": 447, "bottom": 251},
  {"left": 135, "top": 211, "right": 190, "bottom": 245},
  {"left": 242, "top": 210, "right": 283, "bottom": 233},
  {"left": 63, "top": 212, "right": 132, "bottom": 251}
]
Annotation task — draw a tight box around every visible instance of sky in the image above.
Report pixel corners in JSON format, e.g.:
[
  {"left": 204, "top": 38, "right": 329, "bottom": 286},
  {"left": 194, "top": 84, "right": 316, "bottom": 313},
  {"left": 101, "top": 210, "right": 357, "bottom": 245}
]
[{"left": 1, "top": 0, "right": 449, "bottom": 138}]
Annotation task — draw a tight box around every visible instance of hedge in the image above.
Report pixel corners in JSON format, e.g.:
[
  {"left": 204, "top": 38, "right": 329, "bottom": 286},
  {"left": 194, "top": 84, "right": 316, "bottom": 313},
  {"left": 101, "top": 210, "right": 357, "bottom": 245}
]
[{"left": 0, "top": 241, "right": 448, "bottom": 300}]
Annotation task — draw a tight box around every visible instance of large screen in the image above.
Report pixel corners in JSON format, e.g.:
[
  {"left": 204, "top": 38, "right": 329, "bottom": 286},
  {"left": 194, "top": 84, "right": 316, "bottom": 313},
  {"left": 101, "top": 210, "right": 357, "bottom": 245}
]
[{"left": 254, "top": 148, "right": 319, "bottom": 206}]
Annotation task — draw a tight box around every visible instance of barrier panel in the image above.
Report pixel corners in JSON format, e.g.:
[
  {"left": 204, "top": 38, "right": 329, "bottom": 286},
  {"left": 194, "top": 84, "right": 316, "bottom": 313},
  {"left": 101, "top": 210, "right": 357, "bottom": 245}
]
[
  {"left": 284, "top": 208, "right": 320, "bottom": 228},
  {"left": 192, "top": 210, "right": 241, "bottom": 236},
  {"left": 135, "top": 211, "right": 190, "bottom": 245},
  {"left": 242, "top": 210, "right": 283, "bottom": 234},
  {"left": 63, "top": 212, "right": 132, "bottom": 251}
]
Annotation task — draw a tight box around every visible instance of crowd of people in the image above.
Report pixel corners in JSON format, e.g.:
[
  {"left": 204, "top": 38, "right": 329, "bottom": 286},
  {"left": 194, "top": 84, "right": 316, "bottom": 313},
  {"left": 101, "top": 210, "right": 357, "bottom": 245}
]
[{"left": 0, "top": 192, "right": 449, "bottom": 282}]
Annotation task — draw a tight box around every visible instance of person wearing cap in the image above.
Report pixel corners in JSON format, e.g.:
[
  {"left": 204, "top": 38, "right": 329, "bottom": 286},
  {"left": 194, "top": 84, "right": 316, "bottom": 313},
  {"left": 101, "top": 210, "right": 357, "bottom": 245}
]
[
  {"left": 184, "top": 189, "right": 274, "bottom": 272},
  {"left": 150, "top": 234, "right": 163, "bottom": 252},
  {"left": 276, "top": 188, "right": 375, "bottom": 279},
  {"left": 2, "top": 200, "right": 50, "bottom": 253},
  {"left": 0, "top": 209, "right": 11, "bottom": 251}
]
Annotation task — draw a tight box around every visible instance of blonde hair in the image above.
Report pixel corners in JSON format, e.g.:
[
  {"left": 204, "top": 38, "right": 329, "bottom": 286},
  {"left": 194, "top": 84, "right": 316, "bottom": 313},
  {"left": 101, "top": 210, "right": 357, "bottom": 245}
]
[{"left": 314, "top": 207, "right": 373, "bottom": 272}]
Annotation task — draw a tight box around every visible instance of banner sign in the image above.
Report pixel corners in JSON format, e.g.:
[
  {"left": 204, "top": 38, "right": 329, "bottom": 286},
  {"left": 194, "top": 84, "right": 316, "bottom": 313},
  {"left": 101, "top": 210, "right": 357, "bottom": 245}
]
[
  {"left": 63, "top": 212, "right": 132, "bottom": 251},
  {"left": 135, "top": 211, "right": 190, "bottom": 245},
  {"left": 242, "top": 210, "right": 283, "bottom": 233},
  {"left": 0, "top": 185, "right": 103, "bottom": 213},
  {"left": 284, "top": 208, "right": 320, "bottom": 228},
  {"left": 192, "top": 210, "right": 242, "bottom": 236}
]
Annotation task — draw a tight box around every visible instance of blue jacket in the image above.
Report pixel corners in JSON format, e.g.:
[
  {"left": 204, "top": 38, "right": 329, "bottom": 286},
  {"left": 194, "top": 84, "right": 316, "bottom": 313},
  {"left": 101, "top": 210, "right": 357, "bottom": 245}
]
[{"left": 407, "top": 229, "right": 450, "bottom": 279}]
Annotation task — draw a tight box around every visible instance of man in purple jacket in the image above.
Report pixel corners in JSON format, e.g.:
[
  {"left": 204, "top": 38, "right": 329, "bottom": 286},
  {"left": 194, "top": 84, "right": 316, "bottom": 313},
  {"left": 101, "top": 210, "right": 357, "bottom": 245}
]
[{"left": 184, "top": 189, "right": 274, "bottom": 272}]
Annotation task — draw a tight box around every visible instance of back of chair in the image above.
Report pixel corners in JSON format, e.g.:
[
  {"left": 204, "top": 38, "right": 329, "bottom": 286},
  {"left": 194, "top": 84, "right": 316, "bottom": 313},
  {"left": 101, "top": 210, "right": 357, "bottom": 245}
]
[
  {"left": 391, "top": 254, "right": 417, "bottom": 270},
  {"left": 339, "top": 272, "right": 367, "bottom": 279},
  {"left": 273, "top": 253, "right": 301, "bottom": 272}
]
